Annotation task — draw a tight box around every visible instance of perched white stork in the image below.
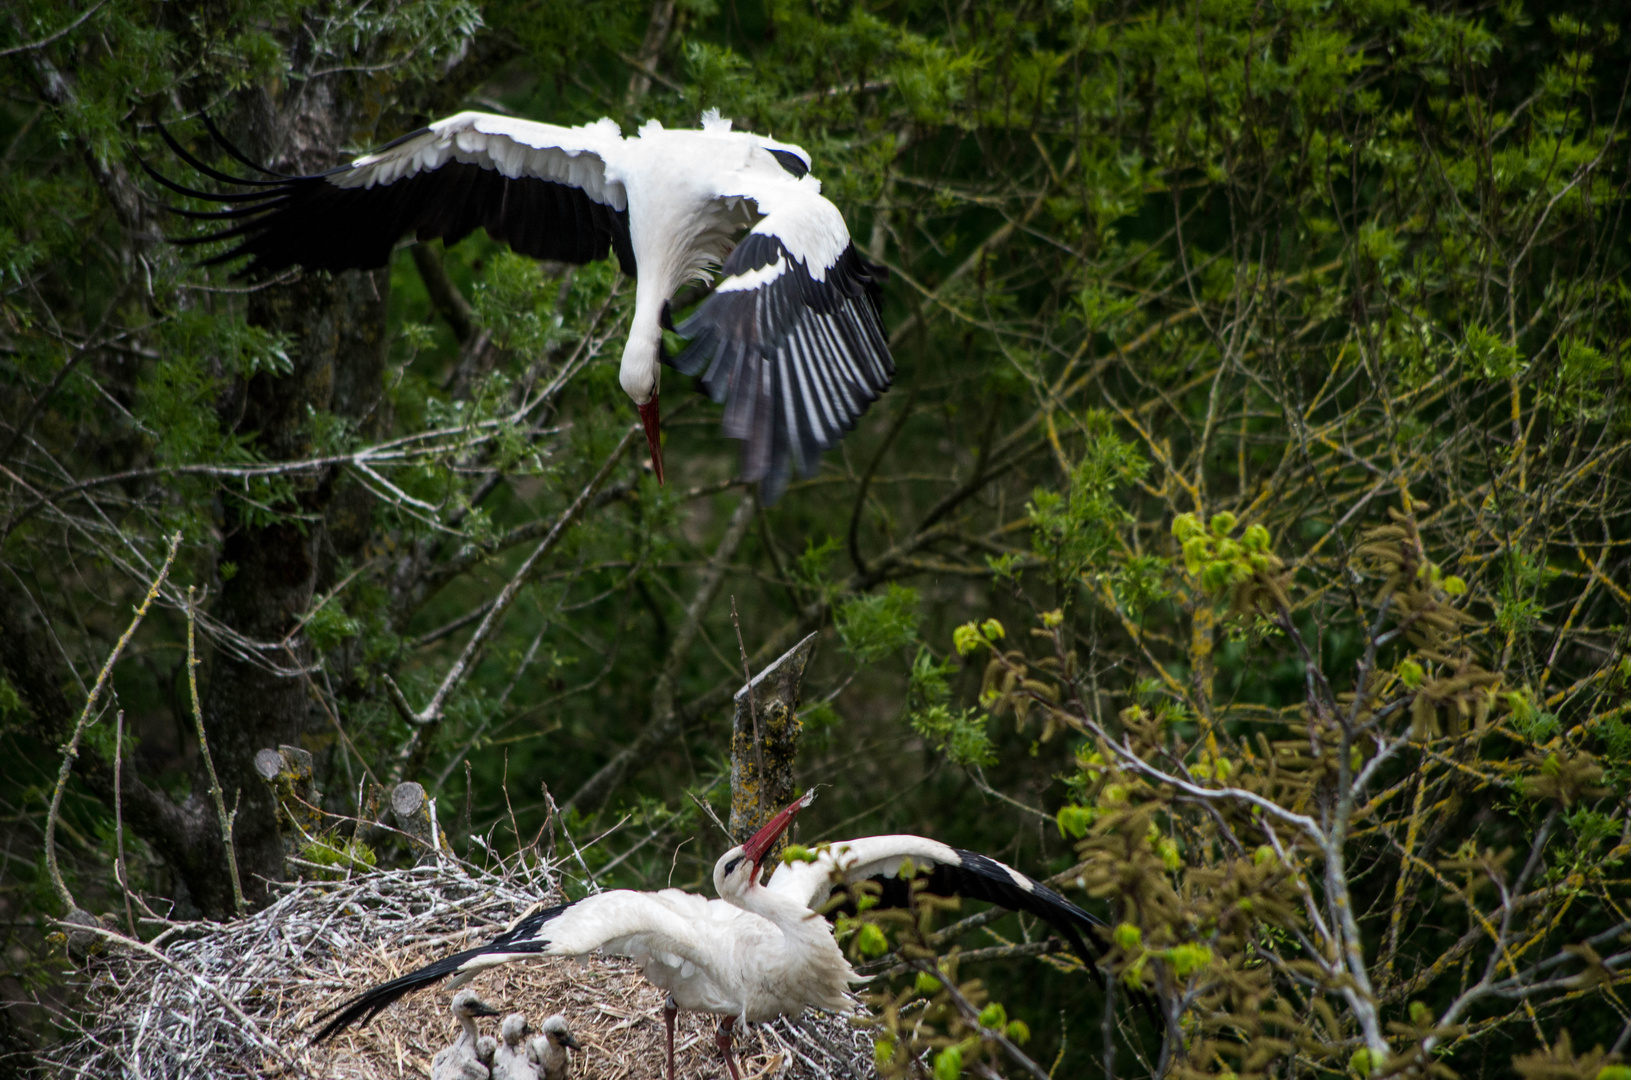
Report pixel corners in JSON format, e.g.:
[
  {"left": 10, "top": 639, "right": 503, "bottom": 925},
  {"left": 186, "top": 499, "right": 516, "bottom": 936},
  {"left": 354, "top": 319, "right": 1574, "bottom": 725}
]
[
  {"left": 430, "top": 988, "right": 502, "bottom": 1080},
  {"left": 527, "top": 1015, "right": 579, "bottom": 1080},
  {"left": 149, "top": 110, "right": 892, "bottom": 500},
  {"left": 310, "top": 793, "right": 1108, "bottom": 1080}
]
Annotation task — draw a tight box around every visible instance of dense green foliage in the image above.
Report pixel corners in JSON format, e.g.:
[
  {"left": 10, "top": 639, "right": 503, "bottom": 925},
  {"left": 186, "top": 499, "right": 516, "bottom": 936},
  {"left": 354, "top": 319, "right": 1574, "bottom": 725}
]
[{"left": 3, "top": 0, "right": 1629, "bottom": 1075}]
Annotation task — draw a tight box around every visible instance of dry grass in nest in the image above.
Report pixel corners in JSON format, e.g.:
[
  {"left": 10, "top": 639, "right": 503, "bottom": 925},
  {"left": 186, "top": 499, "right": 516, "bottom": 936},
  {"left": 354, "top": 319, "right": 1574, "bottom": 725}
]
[{"left": 39, "top": 859, "right": 877, "bottom": 1079}]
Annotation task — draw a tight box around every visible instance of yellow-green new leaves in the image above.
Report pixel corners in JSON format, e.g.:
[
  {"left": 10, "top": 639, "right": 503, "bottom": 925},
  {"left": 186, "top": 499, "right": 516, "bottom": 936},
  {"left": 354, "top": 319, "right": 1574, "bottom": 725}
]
[
  {"left": 1057, "top": 803, "right": 1093, "bottom": 839},
  {"left": 1166, "top": 942, "right": 1213, "bottom": 978},
  {"left": 1172, "top": 512, "right": 1289, "bottom": 615},
  {"left": 855, "top": 923, "right": 890, "bottom": 958},
  {"left": 837, "top": 584, "right": 923, "bottom": 664},
  {"left": 951, "top": 617, "right": 1005, "bottom": 656}
]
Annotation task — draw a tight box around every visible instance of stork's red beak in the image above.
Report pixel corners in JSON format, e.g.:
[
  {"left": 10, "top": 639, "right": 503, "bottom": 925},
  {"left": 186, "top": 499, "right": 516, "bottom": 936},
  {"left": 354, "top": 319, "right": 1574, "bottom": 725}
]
[
  {"left": 742, "top": 789, "right": 817, "bottom": 866},
  {"left": 637, "top": 396, "right": 665, "bottom": 485}
]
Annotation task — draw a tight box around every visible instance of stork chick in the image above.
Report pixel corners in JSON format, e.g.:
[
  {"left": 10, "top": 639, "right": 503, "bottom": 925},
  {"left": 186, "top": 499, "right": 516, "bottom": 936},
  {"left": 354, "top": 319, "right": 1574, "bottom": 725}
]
[
  {"left": 527, "top": 1014, "right": 580, "bottom": 1080},
  {"left": 491, "top": 1013, "right": 537, "bottom": 1080},
  {"left": 430, "top": 989, "right": 501, "bottom": 1080}
]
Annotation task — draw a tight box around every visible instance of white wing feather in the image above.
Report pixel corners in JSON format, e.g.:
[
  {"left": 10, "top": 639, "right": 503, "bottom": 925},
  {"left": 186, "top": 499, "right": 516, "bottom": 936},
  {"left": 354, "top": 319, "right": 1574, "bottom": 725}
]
[
  {"left": 714, "top": 173, "right": 849, "bottom": 282},
  {"left": 332, "top": 112, "right": 628, "bottom": 210},
  {"left": 765, "top": 835, "right": 961, "bottom": 911}
]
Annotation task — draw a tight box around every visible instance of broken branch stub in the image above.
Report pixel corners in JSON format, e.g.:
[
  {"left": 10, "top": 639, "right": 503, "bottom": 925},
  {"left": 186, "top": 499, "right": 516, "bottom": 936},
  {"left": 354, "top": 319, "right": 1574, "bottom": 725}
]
[
  {"left": 255, "top": 745, "right": 322, "bottom": 861},
  {"left": 728, "top": 632, "right": 818, "bottom": 864},
  {"left": 390, "top": 781, "right": 441, "bottom": 864}
]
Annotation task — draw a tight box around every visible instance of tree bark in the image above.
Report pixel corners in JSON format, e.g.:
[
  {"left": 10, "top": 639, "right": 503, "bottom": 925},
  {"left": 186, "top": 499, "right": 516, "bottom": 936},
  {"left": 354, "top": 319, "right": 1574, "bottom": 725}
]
[{"left": 728, "top": 632, "right": 817, "bottom": 857}]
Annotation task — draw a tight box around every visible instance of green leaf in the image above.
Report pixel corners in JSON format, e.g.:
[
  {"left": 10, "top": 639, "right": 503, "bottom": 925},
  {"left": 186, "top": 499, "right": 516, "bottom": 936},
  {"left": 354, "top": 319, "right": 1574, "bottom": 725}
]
[
  {"left": 836, "top": 584, "right": 922, "bottom": 664},
  {"left": 856, "top": 923, "right": 889, "bottom": 958}
]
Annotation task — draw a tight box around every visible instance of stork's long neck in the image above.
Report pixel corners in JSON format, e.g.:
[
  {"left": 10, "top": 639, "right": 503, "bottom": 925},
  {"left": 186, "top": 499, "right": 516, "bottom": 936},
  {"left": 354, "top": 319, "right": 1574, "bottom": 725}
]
[
  {"left": 457, "top": 1013, "right": 478, "bottom": 1048},
  {"left": 737, "top": 882, "right": 842, "bottom": 953},
  {"left": 618, "top": 299, "right": 664, "bottom": 406}
]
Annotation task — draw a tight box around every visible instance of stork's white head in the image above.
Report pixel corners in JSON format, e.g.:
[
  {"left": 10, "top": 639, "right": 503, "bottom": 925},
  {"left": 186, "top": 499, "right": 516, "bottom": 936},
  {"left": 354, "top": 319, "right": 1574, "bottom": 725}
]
[
  {"left": 500, "top": 1013, "right": 530, "bottom": 1047},
  {"left": 540, "top": 1014, "right": 580, "bottom": 1050},
  {"left": 713, "top": 789, "right": 817, "bottom": 901}
]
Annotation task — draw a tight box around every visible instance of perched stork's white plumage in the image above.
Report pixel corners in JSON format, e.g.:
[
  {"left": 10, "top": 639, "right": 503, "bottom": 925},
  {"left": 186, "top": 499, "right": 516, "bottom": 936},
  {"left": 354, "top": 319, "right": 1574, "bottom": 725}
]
[
  {"left": 430, "top": 988, "right": 501, "bottom": 1080},
  {"left": 311, "top": 793, "right": 1108, "bottom": 1080},
  {"left": 150, "top": 110, "right": 893, "bottom": 500}
]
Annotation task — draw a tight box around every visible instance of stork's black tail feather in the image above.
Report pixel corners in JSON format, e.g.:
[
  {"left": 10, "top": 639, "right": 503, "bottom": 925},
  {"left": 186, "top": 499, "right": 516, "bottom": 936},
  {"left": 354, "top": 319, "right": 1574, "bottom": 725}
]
[{"left": 309, "top": 901, "right": 573, "bottom": 1044}]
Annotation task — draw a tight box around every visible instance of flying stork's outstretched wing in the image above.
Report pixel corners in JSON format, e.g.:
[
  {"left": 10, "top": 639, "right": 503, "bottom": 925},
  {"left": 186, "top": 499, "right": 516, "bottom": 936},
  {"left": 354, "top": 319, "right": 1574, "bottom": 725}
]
[
  {"left": 670, "top": 175, "right": 892, "bottom": 501},
  {"left": 765, "top": 835, "right": 1108, "bottom": 966},
  {"left": 146, "top": 112, "right": 634, "bottom": 276}
]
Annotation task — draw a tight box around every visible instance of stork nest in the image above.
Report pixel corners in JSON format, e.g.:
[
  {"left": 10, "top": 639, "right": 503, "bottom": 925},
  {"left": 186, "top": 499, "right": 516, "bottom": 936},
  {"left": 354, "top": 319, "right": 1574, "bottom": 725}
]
[{"left": 38, "top": 858, "right": 879, "bottom": 1079}]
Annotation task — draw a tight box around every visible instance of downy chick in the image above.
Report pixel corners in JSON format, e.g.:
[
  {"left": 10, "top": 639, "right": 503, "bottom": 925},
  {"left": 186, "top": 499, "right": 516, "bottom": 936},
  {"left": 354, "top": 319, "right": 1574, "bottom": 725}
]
[
  {"left": 430, "top": 989, "right": 501, "bottom": 1080},
  {"left": 527, "top": 1014, "right": 580, "bottom": 1080},
  {"left": 491, "top": 1013, "right": 537, "bottom": 1080}
]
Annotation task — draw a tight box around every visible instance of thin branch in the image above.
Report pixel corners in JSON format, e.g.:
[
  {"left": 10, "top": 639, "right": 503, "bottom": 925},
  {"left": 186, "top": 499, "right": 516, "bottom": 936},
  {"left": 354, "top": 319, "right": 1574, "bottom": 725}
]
[
  {"left": 391, "top": 425, "right": 640, "bottom": 778},
  {"left": 912, "top": 959, "right": 1053, "bottom": 1080},
  {"left": 43, "top": 531, "right": 180, "bottom": 913},
  {"left": 0, "top": 1, "right": 108, "bottom": 59},
  {"left": 187, "top": 585, "right": 246, "bottom": 917}
]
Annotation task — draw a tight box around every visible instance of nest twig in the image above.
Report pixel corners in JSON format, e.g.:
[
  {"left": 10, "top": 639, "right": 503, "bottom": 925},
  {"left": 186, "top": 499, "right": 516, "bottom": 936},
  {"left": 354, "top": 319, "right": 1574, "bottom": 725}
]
[{"left": 39, "top": 859, "right": 878, "bottom": 1079}]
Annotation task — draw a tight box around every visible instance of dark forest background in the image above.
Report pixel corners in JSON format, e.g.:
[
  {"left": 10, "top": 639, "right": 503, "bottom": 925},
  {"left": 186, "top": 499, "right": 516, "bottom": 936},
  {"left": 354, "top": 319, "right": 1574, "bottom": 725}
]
[{"left": 2, "top": 0, "right": 1629, "bottom": 1075}]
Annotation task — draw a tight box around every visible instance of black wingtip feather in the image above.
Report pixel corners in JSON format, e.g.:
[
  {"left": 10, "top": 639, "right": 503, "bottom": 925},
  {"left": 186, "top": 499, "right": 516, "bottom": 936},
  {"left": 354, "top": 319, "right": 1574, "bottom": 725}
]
[
  {"left": 309, "top": 946, "right": 479, "bottom": 1043},
  {"left": 951, "top": 849, "right": 1108, "bottom": 963},
  {"left": 154, "top": 117, "right": 286, "bottom": 189},
  {"left": 197, "top": 111, "right": 298, "bottom": 180},
  {"left": 149, "top": 118, "right": 634, "bottom": 281}
]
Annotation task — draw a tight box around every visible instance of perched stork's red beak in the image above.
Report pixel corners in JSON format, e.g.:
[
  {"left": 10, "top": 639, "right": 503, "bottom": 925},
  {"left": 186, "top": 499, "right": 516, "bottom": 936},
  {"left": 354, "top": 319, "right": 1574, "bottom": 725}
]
[
  {"left": 742, "top": 789, "right": 817, "bottom": 873},
  {"left": 637, "top": 396, "right": 665, "bottom": 485}
]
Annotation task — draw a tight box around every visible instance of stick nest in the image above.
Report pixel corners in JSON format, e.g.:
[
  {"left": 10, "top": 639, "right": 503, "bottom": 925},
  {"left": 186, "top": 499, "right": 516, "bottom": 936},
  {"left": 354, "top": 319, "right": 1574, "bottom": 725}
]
[{"left": 40, "top": 860, "right": 879, "bottom": 1079}]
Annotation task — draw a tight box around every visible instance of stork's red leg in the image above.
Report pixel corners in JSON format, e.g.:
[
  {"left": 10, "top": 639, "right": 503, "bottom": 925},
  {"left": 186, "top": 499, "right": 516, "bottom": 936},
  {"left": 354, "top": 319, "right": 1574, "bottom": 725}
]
[
  {"left": 664, "top": 994, "right": 678, "bottom": 1080},
  {"left": 715, "top": 1016, "right": 742, "bottom": 1080}
]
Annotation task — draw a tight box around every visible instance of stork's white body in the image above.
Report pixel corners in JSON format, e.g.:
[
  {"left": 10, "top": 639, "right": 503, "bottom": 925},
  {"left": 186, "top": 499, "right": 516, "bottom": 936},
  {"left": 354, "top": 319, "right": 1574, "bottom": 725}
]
[
  {"left": 600, "top": 123, "right": 770, "bottom": 408},
  {"left": 527, "top": 881, "right": 853, "bottom": 1023}
]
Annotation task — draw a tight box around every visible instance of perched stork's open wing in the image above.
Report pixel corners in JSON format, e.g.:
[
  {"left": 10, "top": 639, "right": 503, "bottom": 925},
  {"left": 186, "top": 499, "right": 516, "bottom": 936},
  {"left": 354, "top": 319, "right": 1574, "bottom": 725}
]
[
  {"left": 146, "top": 112, "right": 635, "bottom": 275},
  {"left": 310, "top": 890, "right": 753, "bottom": 1043},
  {"left": 767, "top": 834, "right": 1109, "bottom": 965},
  {"left": 673, "top": 175, "right": 891, "bottom": 497}
]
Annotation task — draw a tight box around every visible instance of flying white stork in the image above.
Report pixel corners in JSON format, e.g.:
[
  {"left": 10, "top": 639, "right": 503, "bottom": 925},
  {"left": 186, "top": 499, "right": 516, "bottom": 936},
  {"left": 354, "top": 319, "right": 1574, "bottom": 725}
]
[
  {"left": 310, "top": 792, "right": 1107, "bottom": 1079},
  {"left": 149, "top": 110, "right": 893, "bottom": 500}
]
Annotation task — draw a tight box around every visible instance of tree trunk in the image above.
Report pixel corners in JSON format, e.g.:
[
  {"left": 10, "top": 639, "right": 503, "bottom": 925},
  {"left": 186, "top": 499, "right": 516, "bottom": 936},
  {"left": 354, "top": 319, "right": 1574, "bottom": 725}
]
[{"left": 178, "top": 85, "right": 391, "bottom": 915}]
